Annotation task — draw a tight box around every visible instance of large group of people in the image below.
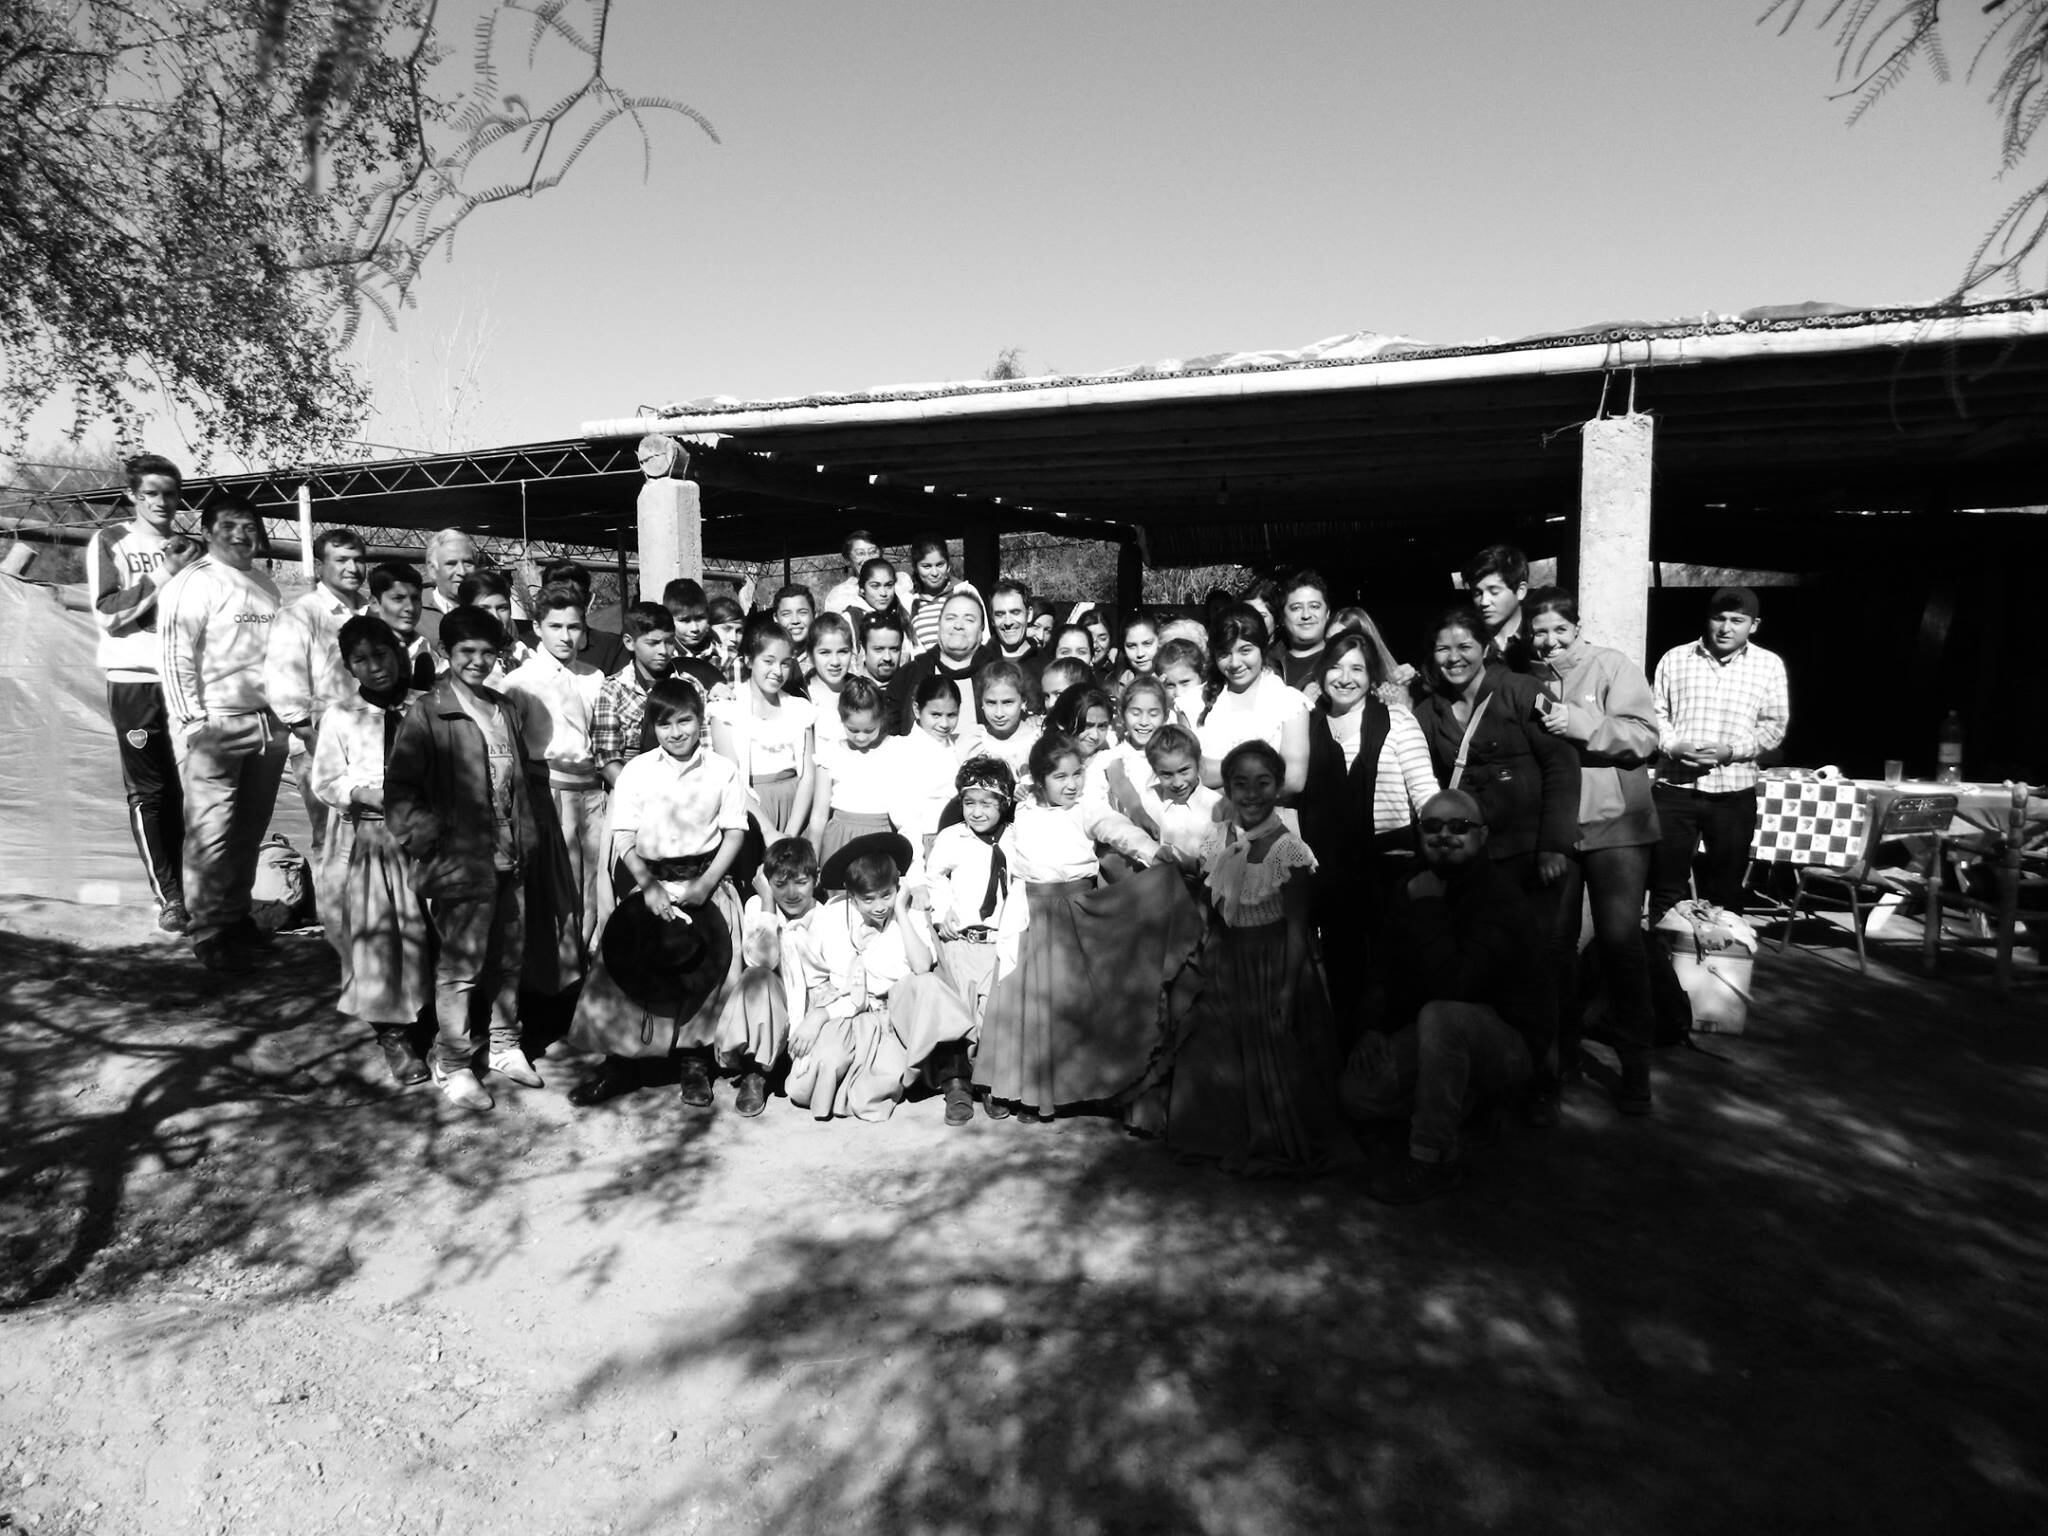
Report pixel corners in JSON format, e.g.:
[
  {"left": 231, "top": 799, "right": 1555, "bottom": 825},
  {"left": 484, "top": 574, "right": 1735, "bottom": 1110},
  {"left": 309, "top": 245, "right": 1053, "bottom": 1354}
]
[{"left": 85, "top": 461, "right": 1792, "bottom": 1203}]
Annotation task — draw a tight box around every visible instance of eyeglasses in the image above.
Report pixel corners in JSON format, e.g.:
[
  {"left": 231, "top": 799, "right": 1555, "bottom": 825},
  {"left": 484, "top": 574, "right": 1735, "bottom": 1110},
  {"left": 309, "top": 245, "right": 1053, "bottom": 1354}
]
[{"left": 1417, "top": 817, "right": 1483, "bottom": 836}]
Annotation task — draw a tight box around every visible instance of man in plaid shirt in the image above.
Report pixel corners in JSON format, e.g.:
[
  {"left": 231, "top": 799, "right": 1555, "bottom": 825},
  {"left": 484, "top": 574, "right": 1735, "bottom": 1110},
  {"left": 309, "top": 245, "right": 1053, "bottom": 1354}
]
[
  {"left": 1649, "top": 586, "right": 1790, "bottom": 916},
  {"left": 593, "top": 603, "right": 679, "bottom": 788}
]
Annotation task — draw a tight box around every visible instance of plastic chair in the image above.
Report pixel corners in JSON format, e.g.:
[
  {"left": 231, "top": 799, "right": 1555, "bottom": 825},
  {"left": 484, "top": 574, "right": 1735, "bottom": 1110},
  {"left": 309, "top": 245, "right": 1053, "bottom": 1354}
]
[
  {"left": 1776, "top": 793, "right": 1957, "bottom": 973},
  {"left": 1935, "top": 784, "right": 2046, "bottom": 990}
]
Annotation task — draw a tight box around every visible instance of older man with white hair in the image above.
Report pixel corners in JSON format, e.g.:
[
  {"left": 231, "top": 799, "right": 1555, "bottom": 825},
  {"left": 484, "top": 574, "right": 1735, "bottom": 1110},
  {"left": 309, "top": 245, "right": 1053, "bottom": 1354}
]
[{"left": 413, "top": 528, "right": 480, "bottom": 648}]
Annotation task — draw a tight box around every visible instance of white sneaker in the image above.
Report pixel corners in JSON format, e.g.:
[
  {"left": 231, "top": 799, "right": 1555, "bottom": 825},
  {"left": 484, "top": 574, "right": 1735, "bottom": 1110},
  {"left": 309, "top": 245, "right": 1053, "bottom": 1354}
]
[
  {"left": 430, "top": 1063, "right": 494, "bottom": 1111},
  {"left": 487, "top": 1047, "right": 543, "bottom": 1089}
]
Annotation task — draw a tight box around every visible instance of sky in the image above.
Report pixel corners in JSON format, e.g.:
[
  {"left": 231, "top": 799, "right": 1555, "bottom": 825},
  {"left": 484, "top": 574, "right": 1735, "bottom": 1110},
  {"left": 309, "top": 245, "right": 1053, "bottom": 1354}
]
[{"left": 352, "top": 0, "right": 2031, "bottom": 451}]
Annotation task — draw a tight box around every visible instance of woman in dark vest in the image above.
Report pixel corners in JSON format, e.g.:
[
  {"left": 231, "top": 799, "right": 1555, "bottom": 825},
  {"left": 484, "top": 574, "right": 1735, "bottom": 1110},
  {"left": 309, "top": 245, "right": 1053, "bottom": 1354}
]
[{"left": 1299, "top": 631, "right": 1441, "bottom": 1028}]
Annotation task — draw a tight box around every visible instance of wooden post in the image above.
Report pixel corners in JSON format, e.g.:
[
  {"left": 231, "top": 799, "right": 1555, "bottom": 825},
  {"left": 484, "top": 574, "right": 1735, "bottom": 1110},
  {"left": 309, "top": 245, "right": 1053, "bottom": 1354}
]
[
  {"left": 964, "top": 522, "right": 1000, "bottom": 596},
  {"left": 1117, "top": 537, "right": 1144, "bottom": 618},
  {"left": 615, "top": 525, "right": 630, "bottom": 609},
  {"left": 637, "top": 477, "right": 702, "bottom": 597},
  {"left": 1579, "top": 413, "right": 1654, "bottom": 665}
]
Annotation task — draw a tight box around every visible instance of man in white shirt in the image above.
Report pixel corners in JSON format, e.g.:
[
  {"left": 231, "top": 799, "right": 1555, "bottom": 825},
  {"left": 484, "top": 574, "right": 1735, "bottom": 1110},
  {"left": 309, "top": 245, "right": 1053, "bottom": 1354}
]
[
  {"left": 502, "top": 582, "right": 606, "bottom": 943},
  {"left": 265, "top": 528, "right": 367, "bottom": 862},
  {"left": 158, "top": 498, "right": 286, "bottom": 971},
  {"left": 86, "top": 453, "right": 201, "bottom": 929}
]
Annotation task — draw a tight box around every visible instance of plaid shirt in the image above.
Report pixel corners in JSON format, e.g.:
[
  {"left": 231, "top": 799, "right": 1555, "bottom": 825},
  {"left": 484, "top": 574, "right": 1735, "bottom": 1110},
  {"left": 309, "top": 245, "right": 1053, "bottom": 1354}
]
[
  {"left": 1652, "top": 640, "right": 1789, "bottom": 793},
  {"left": 591, "top": 666, "right": 654, "bottom": 769}
]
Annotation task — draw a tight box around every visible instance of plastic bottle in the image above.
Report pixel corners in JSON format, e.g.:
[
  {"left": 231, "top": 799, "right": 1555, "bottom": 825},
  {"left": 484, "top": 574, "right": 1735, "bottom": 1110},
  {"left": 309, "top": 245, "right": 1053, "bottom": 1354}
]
[{"left": 1936, "top": 710, "right": 1964, "bottom": 785}]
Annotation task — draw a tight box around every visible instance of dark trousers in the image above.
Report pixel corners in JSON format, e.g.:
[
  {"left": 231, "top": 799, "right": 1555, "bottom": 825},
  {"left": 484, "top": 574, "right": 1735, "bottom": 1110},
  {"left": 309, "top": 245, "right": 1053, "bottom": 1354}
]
[
  {"left": 1650, "top": 784, "right": 1757, "bottom": 918},
  {"left": 1555, "top": 844, "right": 1656, "bottom": 1059},
  {"left": 1493, "top": 850, "right": 1570, "bottom": 1077},
  {"left": 108, "top": 680, "right": 185, "bottom": 907}
]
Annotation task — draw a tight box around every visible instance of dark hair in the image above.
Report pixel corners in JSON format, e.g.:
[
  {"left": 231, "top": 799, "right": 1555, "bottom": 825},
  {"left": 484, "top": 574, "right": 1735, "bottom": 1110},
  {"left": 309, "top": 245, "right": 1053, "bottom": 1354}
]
[
  {"left": 439, "top": 604, "right": 505, "bottom": 651},
  {"left": 707, "top": 595, "right": 744, "bottom": 625},
  {"left": 532, "top": 580, "right": 586, "bottom": 619},
  {"left": 125, "top": 453, "right": 182, "bottom": 491},
  {"left": 908, "top": 535, "right": 954, "bottom": 592},
  {"left": 807, "top": 610, "right": 853, "bottom": 653},
  {"left": 1207, "top": 600, "right": 1270, "bottom": 659},
  {"left": 844, "top": 851, "right": 900, "bottom": 896},
  {"left": 1121, "top": 607, "right": 1160, "bottom": 641},
  {"left": 1051, "top": 621, "right": 1094, "bottom": 656},
  {"left": 764, "top": 836, "right": 819, "bottom": 882},
  {"left": 858, "top": 556, "right": 898, "bottom": 588},
  {"left": 1283, "top": 567, "right": 1329, "bottom": 602},
  {"left": 368, "top": 560, "right": 424, "bottom": 600},
  {"left": 337, "top": 614, "right": 403, "bottom": 664},
  {"left": 857, "top": 607, "right": 906, "bottom": 645},
  {"left": 838, "top": 675, "right": 885, "bottom": 721},
  {"left": 912, "top": 671, "right": 962, "bottom": 714},
  {"left": 1144, "top": 723, "right": 1201, "bottom": 769},
  {"left": 1524, "top": 585, "right": 1578, "bottom": 627},
  {"left": 541, "top": 559, "right": 593, "bottom": 595},
  {"left": 621, "top": 600, "right": 677, "bottom": 639},
  {"left": 990, "top": 577, "right": 1032, "bottom": 606},
  {"left": 1424, "top": 603, "right": 1489, "bottom": 687},
  {"left": 974, "top": 658, "right": 1027, "bottom": 703},
  {"left": 1028, "top": 729, "right": 1083, "bottom": 786},
  {"left": 742, "top": 620, "right": 794, "bottom": 662},
  {"left": 456, "top": 569, "right": 513, "bottom": 605},
  {"left": 1317, "top": 630, "right": 1388, "bottom": 696},
  {"left": 1242, "top": 576, "right": 1285, "bottom": 616},
  {"left": 200, "top": 494, "right": 261, "bottom": 533},
  {"left": 312, "top": 528, "right": 365, "bottom": 561},
  {"left": 772, "top": 583, "right": 815, "bottom": 617},
  {"left": 1221, "top": 739, "right": 1286, "bottom": 787},
  {"left": 1036, "top": 656, "right": 1092, "bottom": 707},
  {"left": 841, "top": 529, "right": 877, "bottom": 561},
  {"left": 955, "top": 754, "right": 1016, "bottom": 799},
  {"left": 662, "top": 577, "right": 707, "bottom": 614},
  {"left": 643, "top": 677, "right": 705, "bottom": 730},
  {"left": 1463, "top": 543, "right": 1529, "bottom": 594},
  {"left": 1048, "top": 684, "right": 1114, "bottom": 737}
]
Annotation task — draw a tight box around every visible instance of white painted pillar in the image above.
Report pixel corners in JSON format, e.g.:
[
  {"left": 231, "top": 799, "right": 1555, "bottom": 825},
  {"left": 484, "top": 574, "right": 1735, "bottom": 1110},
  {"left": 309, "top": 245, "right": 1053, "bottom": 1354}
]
[
  {"left": 636, "top": 476, "right": 702, "bottom": 595},
  {"left": 1579, "top": 412, "right": 1654, "bottom": 665}
]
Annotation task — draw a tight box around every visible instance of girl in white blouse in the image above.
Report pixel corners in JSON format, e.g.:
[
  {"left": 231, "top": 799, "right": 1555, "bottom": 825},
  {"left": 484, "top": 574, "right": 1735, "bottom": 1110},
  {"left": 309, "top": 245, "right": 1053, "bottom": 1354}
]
[
  {"left": 896, "top": 671, "right": 972, "bottom": 856},
  {"left": 808, "top": 676, "right": 909, "bottom": 867},
  {"left": 1196, "top": 603, "right": 1310, "bottom": 798},
  {"left": 708, "top": 621, "right": 816, "bottom": 842}
]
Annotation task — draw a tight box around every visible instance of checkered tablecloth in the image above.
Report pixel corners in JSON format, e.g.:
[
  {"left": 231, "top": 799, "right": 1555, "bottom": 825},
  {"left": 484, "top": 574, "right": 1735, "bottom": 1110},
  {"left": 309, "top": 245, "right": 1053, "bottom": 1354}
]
[{"left": 1750, "top": 774, "right": 1870, "bottom": 871}]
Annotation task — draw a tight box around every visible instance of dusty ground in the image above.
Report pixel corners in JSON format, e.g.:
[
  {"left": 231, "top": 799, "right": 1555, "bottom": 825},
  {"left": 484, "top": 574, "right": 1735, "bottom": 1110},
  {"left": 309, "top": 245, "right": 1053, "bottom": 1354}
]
[{"left": 2, "top": 896, "right": 2046, "bottom": 1536}]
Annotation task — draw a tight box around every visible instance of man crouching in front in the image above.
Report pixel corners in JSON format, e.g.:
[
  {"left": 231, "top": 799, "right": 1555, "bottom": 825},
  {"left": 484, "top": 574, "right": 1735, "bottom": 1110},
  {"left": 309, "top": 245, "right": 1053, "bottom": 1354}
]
[{"left": 1343, "top": 789, "right": 1556, "bottom": 1204}]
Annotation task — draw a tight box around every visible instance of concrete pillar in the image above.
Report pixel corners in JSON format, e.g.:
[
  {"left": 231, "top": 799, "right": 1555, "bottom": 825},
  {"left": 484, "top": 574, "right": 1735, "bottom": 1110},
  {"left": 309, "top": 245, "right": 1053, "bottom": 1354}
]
[
  {"left": 1579, "top": 413, "right": 1654, "bottom": 665},
  {"left": 963, "top": 523, "right": 1000, "bottom": 596},
  {"left": 636, "top": 477, "right": 702, "bottom": 596}
]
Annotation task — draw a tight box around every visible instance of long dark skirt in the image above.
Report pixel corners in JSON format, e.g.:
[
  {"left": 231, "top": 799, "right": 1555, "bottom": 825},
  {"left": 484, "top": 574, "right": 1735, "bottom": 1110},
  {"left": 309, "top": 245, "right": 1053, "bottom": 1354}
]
[
  {"left": 1167, "top": 918, "right": 1361, "bottom": 1177},
  {"left": 974, "top": 864, "right": 1205, "bottom": 1114}
]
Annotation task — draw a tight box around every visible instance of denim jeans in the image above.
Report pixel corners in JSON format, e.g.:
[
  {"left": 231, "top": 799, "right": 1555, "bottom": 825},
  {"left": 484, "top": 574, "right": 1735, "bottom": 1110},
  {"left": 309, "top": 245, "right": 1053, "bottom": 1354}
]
[
  {"left": 174, "top": 711, "right": 287, "bottom": 946},
  {"left": 427, "top": 872, "right": 524, "bottom": 1071},
  {"left": 1344, "top": 1001, "right": 1532, "bottom": 1162}
]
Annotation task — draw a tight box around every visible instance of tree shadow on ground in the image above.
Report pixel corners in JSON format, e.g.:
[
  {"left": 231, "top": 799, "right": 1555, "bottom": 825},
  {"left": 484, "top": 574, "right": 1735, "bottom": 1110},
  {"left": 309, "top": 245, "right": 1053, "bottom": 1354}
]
[
  {"left": 0, "top": 929, "right": 715, "bottom": 1314},
  {"left": 577, "top": 947, "right": 2048, "bottom": 1536}
]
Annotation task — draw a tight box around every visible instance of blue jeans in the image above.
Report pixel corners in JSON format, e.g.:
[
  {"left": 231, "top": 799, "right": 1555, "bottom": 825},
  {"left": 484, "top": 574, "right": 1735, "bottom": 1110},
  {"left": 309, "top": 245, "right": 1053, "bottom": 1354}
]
[
  {"left": 174, "top": 711, "right": 287, "bottom": 946},
  {"left": 427, "top": 872, "right": 524, "bottom": 1071},
  {"left": 1345, "top": 1001, "right": 1532, "bottom": 1162}
]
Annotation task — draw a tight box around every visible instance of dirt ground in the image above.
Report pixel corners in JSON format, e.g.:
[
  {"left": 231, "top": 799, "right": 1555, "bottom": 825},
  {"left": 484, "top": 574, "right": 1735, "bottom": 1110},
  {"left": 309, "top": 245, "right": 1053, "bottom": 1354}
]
[{"left": 2, "top": 897, "right": 2045, "bottom": 1536}]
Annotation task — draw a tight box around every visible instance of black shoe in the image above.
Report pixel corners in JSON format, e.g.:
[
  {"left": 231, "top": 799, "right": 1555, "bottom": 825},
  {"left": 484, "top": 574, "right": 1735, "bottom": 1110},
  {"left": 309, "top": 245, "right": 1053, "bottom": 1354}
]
[
  {"left": 567, "top": 1056, "right": 638, "bottom": 1108},
  {"left": 982, "top": 1096, "right": 1014, "bottom": 1121},
  {"left": 942, "top": 1077, "right": 974, "bottom": 1127},
  {"left": 193, "top": 936, "right": 253, "bottom": 973},
  {"left": 377, "top": 1032, "right": 430, "bottom": 1087},
  {"left": 734, "top": 1070, "right": 768, "bottom": 1118},
  {"left": 157, "top": 901, "right": 190, "bottom": 935},
  {"left": 1616, "top": 1053, "right": 1654, "bottom": 1117},
  {"left": 679, "top": 1055, "right": 715, "bottom": 1109},
  {"left": 1369, "top": 1155, "right": 1468, "bottom": 1206}
]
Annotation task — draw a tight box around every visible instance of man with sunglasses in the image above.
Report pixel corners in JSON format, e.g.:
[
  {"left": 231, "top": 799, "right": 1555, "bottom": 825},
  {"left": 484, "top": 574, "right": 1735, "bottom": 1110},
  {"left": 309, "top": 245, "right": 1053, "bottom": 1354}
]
[{"left": 1343, "top": 789, "right": 1555, "bottom": 1204}]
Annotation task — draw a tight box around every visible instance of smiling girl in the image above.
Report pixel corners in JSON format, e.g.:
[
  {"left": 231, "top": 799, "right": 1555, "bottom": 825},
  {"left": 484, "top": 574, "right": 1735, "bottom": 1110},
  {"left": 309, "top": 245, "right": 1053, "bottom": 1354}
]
[
  {"left": 805, "top": 611, "right": 857, "bottom": 752},
  {"left": 708, "top": 621, "right": 817, "bottom": 843},
  {"left": 1194, "top": 603, "right": 1310, "bottom": 798},
  {"left": 973, "top": 730, "right": 1205, "bottom": 1122}
]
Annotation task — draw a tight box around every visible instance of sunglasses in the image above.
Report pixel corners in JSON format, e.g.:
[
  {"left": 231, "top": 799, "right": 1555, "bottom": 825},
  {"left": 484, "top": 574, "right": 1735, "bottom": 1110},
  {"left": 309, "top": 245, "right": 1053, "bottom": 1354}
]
[{"left": 1417, "top": 817, "right": 1483, "bottom": 836}]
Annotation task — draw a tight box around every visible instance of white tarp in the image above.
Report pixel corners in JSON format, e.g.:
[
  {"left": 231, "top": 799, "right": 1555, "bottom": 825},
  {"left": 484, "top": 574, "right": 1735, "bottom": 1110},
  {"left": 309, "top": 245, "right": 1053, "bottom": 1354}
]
[{"left": 0, "top": 573, "right": 310, "bottom": 907}]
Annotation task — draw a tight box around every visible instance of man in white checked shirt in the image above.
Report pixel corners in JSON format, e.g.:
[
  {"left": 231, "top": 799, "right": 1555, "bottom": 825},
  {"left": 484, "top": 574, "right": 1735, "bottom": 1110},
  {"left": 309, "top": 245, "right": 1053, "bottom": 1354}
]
[{"left": 1649, "top": 586, "right": 1790, "bottom": 918}]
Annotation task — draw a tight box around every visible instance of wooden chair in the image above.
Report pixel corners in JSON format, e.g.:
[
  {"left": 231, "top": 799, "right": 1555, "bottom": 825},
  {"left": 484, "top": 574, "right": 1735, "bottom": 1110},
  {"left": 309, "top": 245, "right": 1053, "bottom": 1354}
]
[{"left": 1775, "top": 793, "right": 1957, "bottom": 973}]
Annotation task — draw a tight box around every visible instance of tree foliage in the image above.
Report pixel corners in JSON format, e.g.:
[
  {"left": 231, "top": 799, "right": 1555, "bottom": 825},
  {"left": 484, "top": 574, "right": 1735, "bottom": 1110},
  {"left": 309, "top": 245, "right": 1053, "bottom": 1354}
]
[
  {"left": 1768, "top": 1, "right": 2048, "bottom": 294},
  {"left": 0, "top": 2, "right": 716, "bottom": 466}
]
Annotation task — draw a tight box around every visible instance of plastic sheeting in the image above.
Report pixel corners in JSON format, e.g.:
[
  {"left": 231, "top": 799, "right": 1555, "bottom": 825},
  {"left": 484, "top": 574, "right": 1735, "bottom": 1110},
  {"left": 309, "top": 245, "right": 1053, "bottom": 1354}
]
[{"left": 0, "top": 574, "right": 310, "bottom": 907}]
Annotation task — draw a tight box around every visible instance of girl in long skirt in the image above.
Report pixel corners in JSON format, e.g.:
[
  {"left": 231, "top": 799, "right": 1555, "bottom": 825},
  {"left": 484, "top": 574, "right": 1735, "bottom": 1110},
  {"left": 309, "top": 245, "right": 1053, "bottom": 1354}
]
[
  {"left": 1167, "top": 740, "right": 1360, "bottom": 1176},
  {"left": 974, "top": 730, "right": 1205, "bottom": 1120},
  {"left": 923, "top": 755, "right": 1018, "bottom": 1021},
  {"left": 807, "top": 676, "right": 908, "bottom": 868},
  {"left": 708, "top": 621, "right": 816, "bottom": 845}
]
